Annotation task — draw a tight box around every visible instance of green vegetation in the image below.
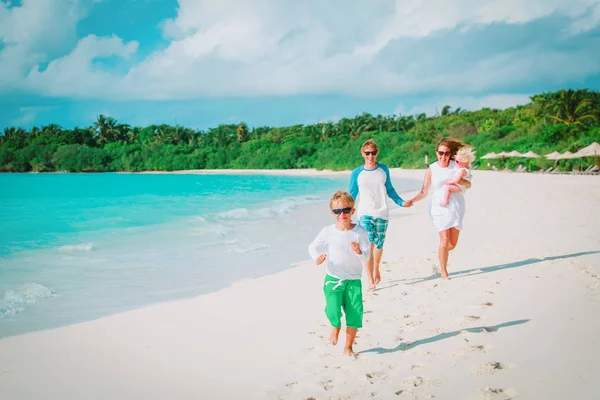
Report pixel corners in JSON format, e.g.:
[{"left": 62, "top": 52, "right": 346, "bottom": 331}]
[{"left": 1, "top": 89, "right": 599, "bottom": 173}]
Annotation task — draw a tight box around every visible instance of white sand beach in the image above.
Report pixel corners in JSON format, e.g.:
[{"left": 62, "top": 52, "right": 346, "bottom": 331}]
[{"left": 1, "top": 170, "right": 599, "bottom": 400}]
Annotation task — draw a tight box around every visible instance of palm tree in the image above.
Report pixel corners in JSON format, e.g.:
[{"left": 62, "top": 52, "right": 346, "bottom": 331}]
[
  {"left": 548, "top": 89, "right": 599, "bottom": 125},
  {"left": 93, "top": 114, "right": 119, "bottom": 145}
]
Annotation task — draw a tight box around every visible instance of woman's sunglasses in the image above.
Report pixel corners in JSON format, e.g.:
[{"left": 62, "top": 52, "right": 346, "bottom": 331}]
[
  {"left": 437, "top": 151, "right": 451, "bottom": 156},
  {"left": 364, "top": 151, "right": 378, "bottom": 156},
  {"left": 332, "top": 207, "right": 353, "bottom": 215}
]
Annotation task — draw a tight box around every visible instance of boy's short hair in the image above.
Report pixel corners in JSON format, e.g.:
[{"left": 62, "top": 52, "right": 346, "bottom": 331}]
[
  {"left": 329, "top": 190, "right": 355, "bottom": 209},
  {"left": 456, "top": 146, "right": 476, "bottom": 164},
  {"left": 361, "top": 139, "right": 378, "bottom": 152}
]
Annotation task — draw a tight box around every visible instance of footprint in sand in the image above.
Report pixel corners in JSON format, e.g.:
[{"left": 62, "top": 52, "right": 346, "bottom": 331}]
[
  {"left": 471, "top": 344, "right": 490, "bottom": 352},
  {"left": 403, "top": 376, "right": 439, "bottom": 387},
  {"left": 482, "top": 302, "right": 493, "bottom": 307},
  {"left": 473, "top": 361, "right": 510, "bottom": 376},
  {"left": 322, "top": 379, "right": 334, "bottom": 391},
  {"left": 477, "top": 387, "right": 518, "bottom": 400},
  {"left": 366, "top": 371, "right": 388, "bottom": 384}
]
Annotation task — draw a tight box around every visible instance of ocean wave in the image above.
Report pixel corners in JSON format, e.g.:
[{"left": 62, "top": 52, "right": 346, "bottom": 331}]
[
  {"left": 0, "top": 283, "right": 56, "bottom": 318},
  {"left": 58, "top": 243, "right": 94, "bottom": 253},
  {"left": 226, "top": 244, "right": 270, "bottom": 253},
  {"left": 216, "top": 195, "right": 322, "bottom": 221}
]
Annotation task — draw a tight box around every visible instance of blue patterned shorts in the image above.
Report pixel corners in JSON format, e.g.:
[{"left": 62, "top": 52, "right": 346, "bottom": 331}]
[{"left": 358, "top": 215, "right": 389, "bottom": 249}]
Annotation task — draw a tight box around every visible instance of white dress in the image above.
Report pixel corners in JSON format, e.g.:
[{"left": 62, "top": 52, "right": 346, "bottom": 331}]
[{"left": 429, "top": 160, "right": 466, "bottom": 232}]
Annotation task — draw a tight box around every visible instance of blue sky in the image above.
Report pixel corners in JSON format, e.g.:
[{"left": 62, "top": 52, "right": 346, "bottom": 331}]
[{"left": 1, "top": 0, "right": 600, "bottom": 131}]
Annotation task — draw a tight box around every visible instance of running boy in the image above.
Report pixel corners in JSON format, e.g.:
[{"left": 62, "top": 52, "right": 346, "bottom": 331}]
[{"left": 308, "top": 190, "right": 371, "bottom": 357}]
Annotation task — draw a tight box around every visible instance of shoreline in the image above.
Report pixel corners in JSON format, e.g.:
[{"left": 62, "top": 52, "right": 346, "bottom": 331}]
[{"left": 1, "top": 171, "right": 599, "bottom": 399}]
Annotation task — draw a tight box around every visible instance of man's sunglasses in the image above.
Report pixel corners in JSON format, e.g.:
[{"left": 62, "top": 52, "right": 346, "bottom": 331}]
[
  {"left": 364, "top": 151, "right": 378, "bottom": 156},
  {"left": 437, "top": 151, "right": 451, "bottom": 156},
  {"left": 332, "top": 207, "right": 353, "bottom": 215}
]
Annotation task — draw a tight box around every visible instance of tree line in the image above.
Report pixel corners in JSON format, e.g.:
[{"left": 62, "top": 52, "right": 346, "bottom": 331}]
[{"left": 1, "top": 89, "right": 599, "bottom": 173}]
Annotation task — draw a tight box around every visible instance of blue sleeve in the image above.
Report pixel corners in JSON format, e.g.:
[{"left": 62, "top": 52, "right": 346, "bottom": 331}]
[
  {"left": 349, "top": 167, "right": 362, "bottom": 200},
  {"left": 382, "top": 164, "right": 405, "bottom": 206}
]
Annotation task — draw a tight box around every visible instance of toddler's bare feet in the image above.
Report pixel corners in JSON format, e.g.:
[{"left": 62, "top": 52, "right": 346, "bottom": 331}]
[
  {"left": 343, "top": 348, "right": 358, "bottom": 358},
  {"left": 439, "top": 200, "right": 449, "bottom": 207},
  {"left": 329, "top": 327, "right": 341, "bottom": 345}
]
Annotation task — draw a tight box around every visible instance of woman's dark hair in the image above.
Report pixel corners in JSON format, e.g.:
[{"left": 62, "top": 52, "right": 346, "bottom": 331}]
[{"left": 437, "top": 136, "right": 466, "bottom": 158}]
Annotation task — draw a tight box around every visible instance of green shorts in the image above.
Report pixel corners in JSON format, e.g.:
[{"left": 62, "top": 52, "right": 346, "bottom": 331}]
[{"left": 323, "top": 274, "right": 363, "bottom": 329}]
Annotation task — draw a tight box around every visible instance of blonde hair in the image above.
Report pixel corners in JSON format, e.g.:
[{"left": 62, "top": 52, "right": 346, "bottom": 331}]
[
  {"left": 456, "top": 146, "right": 476, "bottom": 164},
  {"left": 329, "top": 190, "right": 355, "bottom": 209},
  {"left": 361, "top": 139, "right": 378, "bottom": 152}
]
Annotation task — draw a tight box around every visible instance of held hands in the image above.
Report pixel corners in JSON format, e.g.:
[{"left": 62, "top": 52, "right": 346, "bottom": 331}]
[
  {"left": 350, "top": 241, "right": 362, "bottom": 255},
  {"left": 315, "top": 254, "right": 327, "bottom": 265},
  {"left": 402, "top": 200, "right": 413, "bottom": 208}
]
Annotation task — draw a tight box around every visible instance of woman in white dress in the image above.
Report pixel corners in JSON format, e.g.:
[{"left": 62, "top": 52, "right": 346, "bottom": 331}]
[{"left": 404, "top": 137, "right": 471, "bottom": 280}]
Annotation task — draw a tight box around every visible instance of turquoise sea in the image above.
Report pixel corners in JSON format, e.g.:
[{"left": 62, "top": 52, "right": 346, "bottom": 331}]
[{"left": 0, "top": 172, "right": 418, "bottom": 337}]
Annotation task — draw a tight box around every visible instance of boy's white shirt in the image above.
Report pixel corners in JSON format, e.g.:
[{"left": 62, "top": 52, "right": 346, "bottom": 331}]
[{"left": 308, "top": 223, "right": 370, "bottom": 280}]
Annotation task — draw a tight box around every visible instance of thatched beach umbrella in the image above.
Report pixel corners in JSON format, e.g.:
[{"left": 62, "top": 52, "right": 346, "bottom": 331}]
[
  {"left": 506, "top": 150, "right": 523, "bottom": 157},
  {"left": 521, "top": 151, "right": 540, "bottom": 158},
  {"left": 496, "top": 151, "right": 510, "bottom": 158},
  {"left": 481, "top": 152, "right": 499, "bottom": 159},
  {"left": 559, "top": 151, "right": 576, "bottom": 159},
  {"left": 545, "top": 151, "right": 561, "bottom": 160},
  {"left": 573, "top": 142, "right": 600, "bottom": 158}
]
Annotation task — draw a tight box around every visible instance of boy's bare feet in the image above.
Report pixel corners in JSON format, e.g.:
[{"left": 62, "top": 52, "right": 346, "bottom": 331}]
[
  {"left": 329, "top": 327, "right": 341, "bottom": 345},
  {"left": 441, "top": 274, "right": 450, "bottom": 280},
  {"left": 343, "top": 348, "right": 359, "bottom": 358}
]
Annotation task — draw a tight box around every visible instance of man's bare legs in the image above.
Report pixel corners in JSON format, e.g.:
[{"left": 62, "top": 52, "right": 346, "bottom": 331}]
[
  {"left": 373, "top": 247, "right": 383, "bottom": 284},
  {"left": 344, "top": 327, "right": 358, "bottom": 357},
  {"left": 368, "top": 244, "right": 384, "bottom": 286},
  {"left": 440, "top": 184, "right": 462, "bottom": 207},
  {"left": 329, "top": 326, "right": 341, "bottom": 345},
  {"left": 438, "top": 228, "right": 461, "bottom": 279}
]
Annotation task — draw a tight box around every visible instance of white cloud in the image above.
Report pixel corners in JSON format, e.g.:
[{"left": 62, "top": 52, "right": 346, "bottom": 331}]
[
  {"left": 25, "top": 34, "right": 138, "bottom": 96},
  {"left": 395, "top": 94, "right": 532, "bottom": 117},
  {"left": 2, "top": 0, "right": 600, "bottom": 99},
  {"left": 0, "top": 0, "right": 94, "bottom": 87},
  {"left": 10, "top": 106, "right": 56, "bottom": 126}
]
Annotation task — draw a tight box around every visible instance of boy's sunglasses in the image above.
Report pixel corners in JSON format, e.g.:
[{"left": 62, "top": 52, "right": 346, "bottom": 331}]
[
  {"left": 364, "top": 151, "right": 378, "bottom": 156},
  {"left": 332, "top": 207, "right": 353, "bottom": 215},
  {"left": 437, "top": 151, "right": 451, "bottom": 156}
]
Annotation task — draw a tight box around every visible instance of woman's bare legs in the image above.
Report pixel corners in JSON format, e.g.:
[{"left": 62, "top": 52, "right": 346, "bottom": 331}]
[
  {"left": 438, "top": 228, "right": 461, "bottom": 279},
  {"left": 448, "top": 227, "right": 460, "bottom": 251}
]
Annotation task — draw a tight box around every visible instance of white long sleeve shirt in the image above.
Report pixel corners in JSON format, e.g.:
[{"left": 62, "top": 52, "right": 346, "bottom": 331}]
[
  {"left": 308, "top": 224, "right": 370, "bottom": 280},
  {"left": 349, "top": 163, "right": 405, "bottom": 219}
]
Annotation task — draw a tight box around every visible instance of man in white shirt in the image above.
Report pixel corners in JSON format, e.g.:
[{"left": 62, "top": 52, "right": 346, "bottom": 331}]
[{"left": 349, "top": 139, "right": 410, "bottom": 288}]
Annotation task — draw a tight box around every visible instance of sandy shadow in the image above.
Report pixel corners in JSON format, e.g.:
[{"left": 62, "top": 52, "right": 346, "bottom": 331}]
[
  {"left": 359, "top": 319, "right": 530, "bottom": 355},
  {"left": 402, "top": 250, "right": 600, "bottom": 285}
]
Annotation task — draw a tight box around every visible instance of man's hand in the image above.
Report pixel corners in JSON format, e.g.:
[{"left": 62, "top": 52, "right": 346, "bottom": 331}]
[
  {"left": 403, "top": 200, "right": 413, "bottom": 208},
  {"left": 316, "top": 254, "right": 327, "bottom": 265}
]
